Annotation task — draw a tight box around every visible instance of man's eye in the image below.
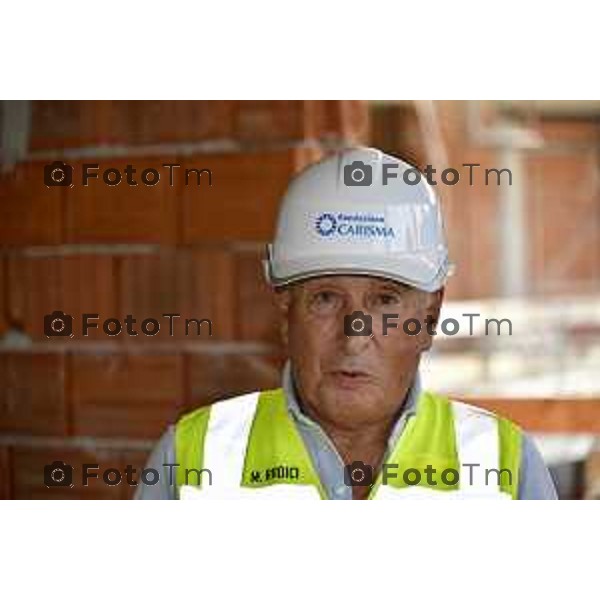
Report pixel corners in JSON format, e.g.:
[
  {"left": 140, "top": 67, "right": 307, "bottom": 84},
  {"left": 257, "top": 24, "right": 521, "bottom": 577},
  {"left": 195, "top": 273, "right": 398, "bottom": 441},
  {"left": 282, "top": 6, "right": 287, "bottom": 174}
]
[
  {"left": 311, "top": 291, "right": 340, "bottom": 310},
  {"left": 377, "top": 293, "right": 400, "bottom": 306},
  {"left": 315, "top": 291, "right": 336, "bottom": 303}
]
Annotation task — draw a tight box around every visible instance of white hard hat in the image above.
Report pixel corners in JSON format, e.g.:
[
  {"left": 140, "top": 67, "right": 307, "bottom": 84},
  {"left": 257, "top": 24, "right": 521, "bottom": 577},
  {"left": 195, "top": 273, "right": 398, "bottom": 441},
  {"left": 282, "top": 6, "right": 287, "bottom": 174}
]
[{"left": 264, "top": 147, "right": 453, "bottom": 292}]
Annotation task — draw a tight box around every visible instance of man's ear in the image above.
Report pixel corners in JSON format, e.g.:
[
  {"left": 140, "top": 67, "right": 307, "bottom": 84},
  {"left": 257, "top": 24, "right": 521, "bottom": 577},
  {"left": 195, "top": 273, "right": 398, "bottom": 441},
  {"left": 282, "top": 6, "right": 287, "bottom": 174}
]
[
  {"left": 416, "top": 286, "right": 445, "bottom": 352},
  {"left": 272, "top": 287, "right": 292, "bottom": 346},
  {"left": 426, "top": 286, "right": 445, "bottom": 330}
]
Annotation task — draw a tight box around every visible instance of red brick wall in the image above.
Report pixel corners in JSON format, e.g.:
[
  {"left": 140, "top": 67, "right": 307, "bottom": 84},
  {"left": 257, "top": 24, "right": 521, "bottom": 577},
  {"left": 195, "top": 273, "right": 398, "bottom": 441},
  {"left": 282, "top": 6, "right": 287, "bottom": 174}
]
[{"left": 0, "top": 100, "right": 368, "bottom": 499}]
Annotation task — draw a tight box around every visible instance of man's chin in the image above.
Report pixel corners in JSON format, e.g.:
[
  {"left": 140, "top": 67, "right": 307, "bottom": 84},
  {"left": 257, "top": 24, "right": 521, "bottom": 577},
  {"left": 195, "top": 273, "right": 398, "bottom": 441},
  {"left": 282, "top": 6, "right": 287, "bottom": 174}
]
[{"left": 318, "top": 383, "right": 387, "bottom": 425}]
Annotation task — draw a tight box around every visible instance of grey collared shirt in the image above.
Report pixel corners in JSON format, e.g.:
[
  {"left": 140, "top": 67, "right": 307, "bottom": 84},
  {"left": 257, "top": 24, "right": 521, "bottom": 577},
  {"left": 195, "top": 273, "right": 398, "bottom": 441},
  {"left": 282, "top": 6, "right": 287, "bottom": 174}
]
[{"left": 135, "top": 362, "right": 558, "bottom": 500}]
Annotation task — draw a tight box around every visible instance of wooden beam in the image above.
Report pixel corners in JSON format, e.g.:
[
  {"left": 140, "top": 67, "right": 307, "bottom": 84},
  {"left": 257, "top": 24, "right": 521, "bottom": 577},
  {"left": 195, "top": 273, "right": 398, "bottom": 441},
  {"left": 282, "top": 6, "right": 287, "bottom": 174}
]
[{"left": 455, "top": 398, "right": 600, "bottom": 434}]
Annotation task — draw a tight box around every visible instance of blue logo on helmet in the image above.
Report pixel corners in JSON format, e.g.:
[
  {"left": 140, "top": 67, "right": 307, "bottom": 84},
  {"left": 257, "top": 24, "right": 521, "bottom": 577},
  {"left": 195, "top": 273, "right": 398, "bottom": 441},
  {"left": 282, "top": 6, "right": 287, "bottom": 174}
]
[
  {"left": 314, "top": 211, "right": 395, "bottom": 239},
  {"left": 315, "top": 213, "right": 337, "bottom": 236}
]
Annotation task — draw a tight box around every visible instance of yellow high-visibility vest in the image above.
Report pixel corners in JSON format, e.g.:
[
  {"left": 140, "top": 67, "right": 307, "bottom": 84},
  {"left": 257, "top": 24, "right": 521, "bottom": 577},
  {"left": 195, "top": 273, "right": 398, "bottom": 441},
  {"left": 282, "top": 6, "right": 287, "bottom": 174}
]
[{"left": 175, "top": 388, "right": 522, "bottom": 500}]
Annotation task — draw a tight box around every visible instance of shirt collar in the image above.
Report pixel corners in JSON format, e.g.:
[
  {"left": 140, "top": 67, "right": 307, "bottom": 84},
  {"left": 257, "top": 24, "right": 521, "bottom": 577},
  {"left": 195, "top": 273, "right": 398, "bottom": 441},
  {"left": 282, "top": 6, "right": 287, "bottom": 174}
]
[{"left": 282, "top": 359, "right": 421, "bottom": 444}]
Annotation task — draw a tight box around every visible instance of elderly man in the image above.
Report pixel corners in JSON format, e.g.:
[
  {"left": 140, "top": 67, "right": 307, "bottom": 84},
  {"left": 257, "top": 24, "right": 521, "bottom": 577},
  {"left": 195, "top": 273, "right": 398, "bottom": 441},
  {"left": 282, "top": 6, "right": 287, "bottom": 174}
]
[{"left": 136, "top": 147, "right": 557, "bottom": 500}]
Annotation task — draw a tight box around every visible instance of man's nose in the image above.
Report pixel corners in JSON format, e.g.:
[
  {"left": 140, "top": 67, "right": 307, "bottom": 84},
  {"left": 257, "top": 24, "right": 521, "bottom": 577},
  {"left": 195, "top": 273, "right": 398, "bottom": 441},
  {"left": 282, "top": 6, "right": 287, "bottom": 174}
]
[{"left": 341, "top": 329, "right": 373, "bottom": 354}]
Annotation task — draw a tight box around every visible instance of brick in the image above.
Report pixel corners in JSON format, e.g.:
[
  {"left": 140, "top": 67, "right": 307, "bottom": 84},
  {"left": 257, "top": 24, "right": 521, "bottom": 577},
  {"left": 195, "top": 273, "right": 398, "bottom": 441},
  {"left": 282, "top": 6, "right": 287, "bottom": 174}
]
[
  {"left": 186, "top": 352, "right": 283, "bottom": 410},
  {"left": 118, "top": 101, "right": 236, "bottom": 145},
  {"left": 177, "top": 101, "right": 237, "bottom": 142},
  {"left": 235, "top": 248, "right": 281, "bottom": 344},
  {"left": 539, "top": 119, "right": 599, "bottom": 144},
  {"left": 30, "top": 101, "right": 119, "bottom": 149},
  {"left": 235, "top": 101, "right": 312, "bottom": 142},
  {"left": 29, "top": 101, "right": 366, "bottom": 150},
  {"left": 7, "top": 256, "right": 61, "bottom": 339},
  {"left": 528, "top": 152, "right": 599, "bottom": 290},
  {"left": 436, "top": 101, "right": 469, "bottom": 151},
  {"left": 234, "top": 101, "right": 369, "bottom": 144},
  {"left": 0, "top": 446, "right": 11, "bottom": 499},
  {"left": 119, "top": 248, "right": 236, "bottom": 343},
  {"left": 64, "top": 157, "right": 179, "bottom": 243},
  {"left": 30, "top": 101, "right": 237, "bottom": 149},
  {"left": 369, "top": 103, "right": 425, "bottom": 166},
  {"left": 313, "top": 100, "right": 370, "bottom": 144},
  {"left": 118, "top": 252, "right": 187, "bottom": 344},
  {"left": 0, "top": 256, "right": 6, "bottom": 336},
  {"left": 0, "top": 353, "right": 67, "bottom": 436},
  {"left": 181, "top": 149, "right": 321, "bottom": 242},
  {"left": 7, "top": 254, "right": 117, "bottom": 341},
  {"left": 447, "top": 148, "right": 500, "bottom": 299},
  {"left": 0, "top": 162, "right": 64, "bottom": 246},
  {"left": 11, "top": 445, "right": 151, "bottom": 500},
  {"left": 70, "top": 354, "right": 183, "bottom": 439}
]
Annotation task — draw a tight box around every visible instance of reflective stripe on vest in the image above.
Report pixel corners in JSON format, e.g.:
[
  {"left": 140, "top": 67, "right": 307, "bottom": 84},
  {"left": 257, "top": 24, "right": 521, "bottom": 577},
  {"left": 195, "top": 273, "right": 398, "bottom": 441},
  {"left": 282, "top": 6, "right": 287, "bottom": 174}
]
[{"left": 175, "top": 388, "right": 522, "bottom": 500}]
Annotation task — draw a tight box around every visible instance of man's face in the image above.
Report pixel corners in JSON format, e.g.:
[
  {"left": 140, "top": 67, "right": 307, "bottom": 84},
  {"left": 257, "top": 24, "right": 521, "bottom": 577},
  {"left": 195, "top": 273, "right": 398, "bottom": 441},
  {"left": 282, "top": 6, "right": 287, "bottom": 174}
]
[{"left": 274, "top": 275, "right": 444, "bottom": 430}]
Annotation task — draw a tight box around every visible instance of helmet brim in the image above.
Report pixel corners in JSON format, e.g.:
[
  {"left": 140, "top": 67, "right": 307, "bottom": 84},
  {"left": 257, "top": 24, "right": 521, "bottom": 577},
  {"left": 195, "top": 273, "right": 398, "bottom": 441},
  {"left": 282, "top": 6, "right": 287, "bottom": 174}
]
[{"left": 264, "top": 246, "right": 453, "bottom": 292}]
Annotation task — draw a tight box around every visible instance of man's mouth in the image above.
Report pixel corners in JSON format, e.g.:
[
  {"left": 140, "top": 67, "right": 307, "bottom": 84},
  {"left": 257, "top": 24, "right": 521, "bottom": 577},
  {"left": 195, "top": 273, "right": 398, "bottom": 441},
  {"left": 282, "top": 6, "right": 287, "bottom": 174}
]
[{"left": 328, "top": 369, "right": 373, "bottom": 388}]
